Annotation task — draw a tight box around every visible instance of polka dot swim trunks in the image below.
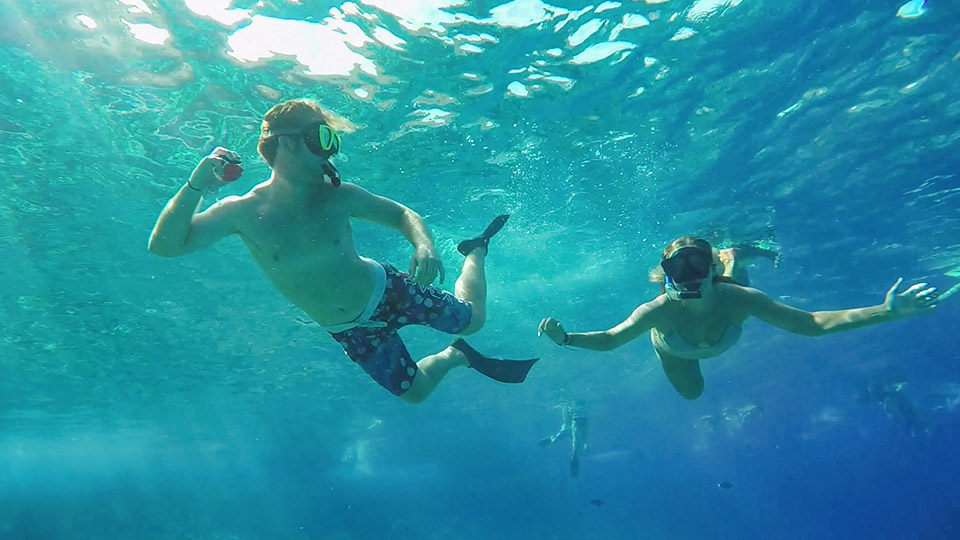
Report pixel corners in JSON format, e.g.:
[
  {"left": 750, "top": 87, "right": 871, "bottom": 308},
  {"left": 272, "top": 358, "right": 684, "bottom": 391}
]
[{"left": 328, "top": 262, "right": 473, "bottom": 396}]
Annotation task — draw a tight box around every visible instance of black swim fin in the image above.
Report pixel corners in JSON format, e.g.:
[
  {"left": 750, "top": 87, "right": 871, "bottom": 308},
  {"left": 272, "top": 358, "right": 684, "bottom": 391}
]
[
  {"left": 451, "top": 338, "right": 538, "bottom": 383},
  {"left": 457, "top": 214, "right": 510, "bottom": 256}
]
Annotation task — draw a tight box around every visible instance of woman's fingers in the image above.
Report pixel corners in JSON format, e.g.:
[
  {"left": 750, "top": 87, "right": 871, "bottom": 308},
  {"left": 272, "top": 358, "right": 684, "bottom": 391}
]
[
  {"left": 901, "top": 282, "right": 927, "bottom": 296},
  {"left": 887, "top": 277, "right": 904, "bottom": 298},
  {"left": 917, "top": 286, "right": 938, "bottom": 298},
  {"left": 539, "top": 318, "right": 556, "bottom": 336}
]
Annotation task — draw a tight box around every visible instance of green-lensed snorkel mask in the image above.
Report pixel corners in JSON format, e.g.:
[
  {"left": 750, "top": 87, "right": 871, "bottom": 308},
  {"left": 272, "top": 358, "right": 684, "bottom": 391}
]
[
  {"left": 302, "top": 121, "right": 342, "bottom": 186},
  {"left": 271, "top": 121, "right": 343, "bottom": 186}
]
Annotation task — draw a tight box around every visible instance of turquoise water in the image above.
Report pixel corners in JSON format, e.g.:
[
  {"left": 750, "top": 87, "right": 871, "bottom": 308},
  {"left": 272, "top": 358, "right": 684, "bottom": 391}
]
[{"left": 2, "top": 0, "right": 959, "bottom": 538}]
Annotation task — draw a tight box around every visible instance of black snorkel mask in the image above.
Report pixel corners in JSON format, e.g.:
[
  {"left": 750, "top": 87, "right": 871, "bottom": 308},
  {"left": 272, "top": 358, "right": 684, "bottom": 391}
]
[{"left": 661, "top": 247, "right": 714, "bottom": 300}]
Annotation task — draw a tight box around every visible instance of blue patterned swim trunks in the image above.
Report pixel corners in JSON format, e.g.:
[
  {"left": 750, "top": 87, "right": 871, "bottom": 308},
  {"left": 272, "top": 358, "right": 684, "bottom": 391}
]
[{"left": 328, "top": 262, "right": 473, "bottom": 396}]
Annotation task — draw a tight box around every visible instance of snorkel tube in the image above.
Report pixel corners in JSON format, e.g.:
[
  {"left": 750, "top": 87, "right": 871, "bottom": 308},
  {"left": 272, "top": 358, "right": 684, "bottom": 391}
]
[
  {"left": 321, "top": 160, "right": 341, "bottom": 187},
  {"left": 665, "top": 276, "right": 704, "bottom": 300},
  {"left": 661, "top": 245, "right": 714, "bottom": 300}
]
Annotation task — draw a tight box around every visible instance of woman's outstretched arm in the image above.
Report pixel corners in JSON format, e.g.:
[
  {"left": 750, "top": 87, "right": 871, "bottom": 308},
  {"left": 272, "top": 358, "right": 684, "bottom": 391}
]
[
  {"left": 742, "top": 278, "right": 939, "bottom": 336},
  {"left": 538, "top": 298, "right": 664, "bottom": 351}
]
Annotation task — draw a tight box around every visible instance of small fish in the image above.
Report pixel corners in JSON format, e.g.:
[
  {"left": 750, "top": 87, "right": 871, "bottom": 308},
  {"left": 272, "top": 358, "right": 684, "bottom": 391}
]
[
  {"left": 590, "top": 499, "right": 604, "bottom": 506},
  {"left": 718, "top": 481, "right": 733, "bottom": 490}
]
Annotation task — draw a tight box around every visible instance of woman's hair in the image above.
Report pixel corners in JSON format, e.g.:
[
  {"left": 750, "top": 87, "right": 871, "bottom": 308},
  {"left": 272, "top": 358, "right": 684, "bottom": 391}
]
[
  {"left": 660, "top": 235, "right": 713, "bottom": 261},
  {"left": 257, "top": 99, "right": 352, "bottom": 167},
  {"left": 649, "top": 235, "right": 719, "bottom": 295}
]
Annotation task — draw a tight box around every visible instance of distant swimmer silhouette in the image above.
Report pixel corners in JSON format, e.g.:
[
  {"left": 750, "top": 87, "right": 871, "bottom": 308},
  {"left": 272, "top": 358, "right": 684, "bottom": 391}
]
[{"left": 540, "top": 403, "right": 589, "bottom": 477}]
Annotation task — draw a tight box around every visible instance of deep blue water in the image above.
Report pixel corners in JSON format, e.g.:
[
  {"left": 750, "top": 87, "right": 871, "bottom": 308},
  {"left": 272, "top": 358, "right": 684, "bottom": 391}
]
[{"left": 1, "top": 0, "right": 959, "bottom": 538}]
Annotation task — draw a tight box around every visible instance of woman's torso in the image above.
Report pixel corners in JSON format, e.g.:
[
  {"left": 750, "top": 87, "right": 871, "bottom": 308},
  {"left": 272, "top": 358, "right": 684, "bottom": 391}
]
[{"left": 650, "top": 284, "right": 749, "bottom": 360}]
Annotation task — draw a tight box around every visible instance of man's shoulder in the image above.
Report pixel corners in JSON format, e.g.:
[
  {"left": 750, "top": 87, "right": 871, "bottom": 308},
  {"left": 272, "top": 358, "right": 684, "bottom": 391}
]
[
  {"left": 336, "top": 181, "right": 373, "bottom": 198},
  {"left": 207, "top": 187, "right": 264, "bottom": 219},
  {"left": 211, "top": 192, "right": 252, "bottom": 210},
  {"left": 335, "top": 182, "right": 400, "bottom": 210}
]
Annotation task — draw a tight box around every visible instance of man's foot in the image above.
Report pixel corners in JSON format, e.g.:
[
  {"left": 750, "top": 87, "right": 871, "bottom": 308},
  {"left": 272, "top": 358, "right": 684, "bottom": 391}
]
[
  {"left": 722, "top": 244, "right": 781, "bottom": 267},
  {"left": 451, "top": 338, "right": 538, "bottom": 383},
  {"left": 457, "top": 214, "right": 510, "bottom": 256}
]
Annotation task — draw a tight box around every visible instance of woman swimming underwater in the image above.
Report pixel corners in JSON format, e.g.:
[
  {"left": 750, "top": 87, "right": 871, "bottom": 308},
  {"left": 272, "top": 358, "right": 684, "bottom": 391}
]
[{"left": 538, "top": 236, "right": 941, "bottom": 399}]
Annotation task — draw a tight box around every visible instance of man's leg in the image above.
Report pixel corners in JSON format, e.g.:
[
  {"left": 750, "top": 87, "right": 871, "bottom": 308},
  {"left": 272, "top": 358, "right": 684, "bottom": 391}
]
[
  {"left": 399, "top": 246, "right": 491, "bottom": 404},
  {"left": 400, "top": 301, "right": 539, "bottom": 403},
  {"left": 453, "top": 214, "right": 509, "bottom": 335},
  {"left": 455, "top": 247, "right": 487, "bottom": 335},
  {"left": 401, "top": 346, "right": 468, "bottom": 404},
  {"left": 718, "top": 245, "right": 779, "bottom": 286},
  {"left": 394, "top": 250, "right": 485, "bottom": 403}
]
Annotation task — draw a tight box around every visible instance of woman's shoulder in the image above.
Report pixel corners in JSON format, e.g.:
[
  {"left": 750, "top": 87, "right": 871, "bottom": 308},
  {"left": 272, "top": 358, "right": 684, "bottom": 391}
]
[
  {"left": 718, "top": 282, "right": 770, "bottom": 316},
  {"left": 636, "top": 294, "right": 678, "bottom": 328},
  {"left": 641, "top": 293, "right": 673, "bottom": 312},
  {"left": 719, "top": 281, "right": 766, "bottom": 297}
]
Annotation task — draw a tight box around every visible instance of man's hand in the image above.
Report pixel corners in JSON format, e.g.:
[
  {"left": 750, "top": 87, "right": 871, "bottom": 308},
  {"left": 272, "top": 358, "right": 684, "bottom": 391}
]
[
  {"left": 538, "top": 317, "right": 568, "bottom": 345},
  {"left": 885, "top": 277, "right": 939, "bottom": 318},
  {"left": 189, "top": 147, "right": 241, "bottom": 191},
  {"left": 409, "top": 244, "right": 444, "bottom": 286}
]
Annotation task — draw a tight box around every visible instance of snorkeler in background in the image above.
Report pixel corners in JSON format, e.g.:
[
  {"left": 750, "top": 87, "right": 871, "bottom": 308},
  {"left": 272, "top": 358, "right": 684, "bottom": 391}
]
[
  {"left": 859, "top": 381, "right": 929, "bottom": 437},
  {"left": 540, "top": 403, "right": 589, "bottom": 477},
  {"left": 538, "top": 235, "right": 941, "bottom": 400},
  {"left": 148, "top": 98, "right": 538, "bottom": 403}
]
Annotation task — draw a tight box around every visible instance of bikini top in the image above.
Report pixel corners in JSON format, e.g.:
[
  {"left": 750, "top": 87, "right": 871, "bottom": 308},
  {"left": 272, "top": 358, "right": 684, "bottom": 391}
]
[{"left": 652, "top": 323, "right": 742, "bottom": 359}]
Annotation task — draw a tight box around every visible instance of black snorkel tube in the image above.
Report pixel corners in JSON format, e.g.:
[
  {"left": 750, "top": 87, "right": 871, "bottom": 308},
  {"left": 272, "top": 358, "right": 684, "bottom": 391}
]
[
  {"left": 665, "top": 276, "right": 704, "bottom": 300},
  {"left": 321, "top": 160, "right": 341, "bottom": 187},
  {"left": 661, "top": 247, "right": 713, "bottom": 300},
  {"left": 677, "top": 282, "right": 703, "bottom": 300}
]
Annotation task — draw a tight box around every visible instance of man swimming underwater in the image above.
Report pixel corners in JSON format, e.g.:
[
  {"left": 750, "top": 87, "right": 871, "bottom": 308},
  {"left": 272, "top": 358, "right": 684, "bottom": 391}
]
[{"left": 148, "top": 99, "right": 538, "bottom": 403}]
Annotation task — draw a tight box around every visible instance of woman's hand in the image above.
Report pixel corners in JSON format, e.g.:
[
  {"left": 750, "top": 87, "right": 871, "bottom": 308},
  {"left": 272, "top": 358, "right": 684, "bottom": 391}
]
[
  {"left": 538, "top": 317, "right": 568, "bottom": 345},
  {"left": 885, "top": 278, "right": 939, "bottom": 318}
]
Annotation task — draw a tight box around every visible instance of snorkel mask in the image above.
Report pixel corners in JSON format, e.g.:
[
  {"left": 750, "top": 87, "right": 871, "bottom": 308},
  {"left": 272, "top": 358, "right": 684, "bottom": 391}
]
[
  {"left": 305, "top": 121, "right": 342, "bottom": 186},
  {"left": 269, "top": 121, "right": 343, "bottom": 186},
  {"left": 661, "top": 247, "right": 714, "bottom": 300}
]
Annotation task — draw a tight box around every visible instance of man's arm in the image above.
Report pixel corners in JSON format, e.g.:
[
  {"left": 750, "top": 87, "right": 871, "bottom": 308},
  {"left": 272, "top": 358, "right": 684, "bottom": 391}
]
[
  {"left": 741, "top": 278, "right": 937, "bottom": 336},
  {"left": 342, "top": 183, "right": 443, "bottom": 284},
  {"left": 148, "top": 150, "right": 243, "bottom": 258},
  {"left": 342, "top": 183, "right": 432, "bottom": 246},
  {"left": 148, "top": 192, "right": 241, "bottom": 257}
]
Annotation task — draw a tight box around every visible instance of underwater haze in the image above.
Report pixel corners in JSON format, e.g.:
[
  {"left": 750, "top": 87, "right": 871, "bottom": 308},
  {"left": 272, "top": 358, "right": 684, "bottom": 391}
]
[{"left": 2, "top": 0, "right": 960, "bottom": 538}]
